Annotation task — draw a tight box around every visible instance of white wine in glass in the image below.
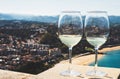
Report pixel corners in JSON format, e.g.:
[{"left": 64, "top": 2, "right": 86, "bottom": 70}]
[
  {"left": 85, "top": 11, "right": 109, "bottom": 77},
  {"left": 59, "top": 35, "right": 82, "bottom": 48},
  {"left": 58, "top": 11, "right": 83, "bottom": 76}
]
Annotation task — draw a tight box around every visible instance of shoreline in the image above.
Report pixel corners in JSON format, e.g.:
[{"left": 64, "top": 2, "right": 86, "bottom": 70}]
[
  {"left": 60, "top": 45, "right": 120, "bottom": 66},
  {"left": 99, "top": 45, "right": 120, "bottom": 53}
]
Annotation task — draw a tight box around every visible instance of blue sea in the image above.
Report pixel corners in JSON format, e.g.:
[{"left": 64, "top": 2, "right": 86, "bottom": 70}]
[{"left": 89, "top": 50, "right": 120, "bottom": 68}]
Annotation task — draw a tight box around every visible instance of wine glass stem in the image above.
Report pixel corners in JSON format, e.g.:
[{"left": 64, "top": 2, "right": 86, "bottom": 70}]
[
  {"left": 94, "top": 47, "right": 98, "bottom": 71},
  {"left": 68, "top": 47, "right": 72, "bottom": 72}
]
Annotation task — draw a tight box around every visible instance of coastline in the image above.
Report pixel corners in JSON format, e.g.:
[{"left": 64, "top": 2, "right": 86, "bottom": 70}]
[
  {"left": 98, "top": 45, "right": 120, "bottom": 53},
  {"left": 60, "top": 45, "right": 120, "bottom": 66}
]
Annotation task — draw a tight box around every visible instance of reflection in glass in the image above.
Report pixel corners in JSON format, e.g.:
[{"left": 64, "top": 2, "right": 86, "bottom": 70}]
[
  {"left": 85, "top": 11, "right": 109, "bottom": 77},
  {"left": 58, "top": 11, "right": 83, "bottom": 76}
]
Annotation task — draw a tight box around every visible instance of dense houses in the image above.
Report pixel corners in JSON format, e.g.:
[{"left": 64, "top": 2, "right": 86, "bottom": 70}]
[
  {"left": 0, "top": 39, "right": 62, "bottom": 70},
  {"left": 0, "top": 25, "right": 62, "bottom": 71}
]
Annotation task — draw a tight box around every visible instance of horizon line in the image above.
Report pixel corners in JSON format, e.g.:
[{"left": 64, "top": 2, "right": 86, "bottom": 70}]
[{"left": 0, "top": 12, "right": 120, "bottom": 16}]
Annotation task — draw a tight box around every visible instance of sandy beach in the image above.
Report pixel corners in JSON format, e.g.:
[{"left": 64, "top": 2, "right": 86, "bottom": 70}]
[
  {"left": 99, "top": 46, "right": 120, "bottom": 53},
  {"left": 60, "top": 45, "right": 120, "bottom": 66}
]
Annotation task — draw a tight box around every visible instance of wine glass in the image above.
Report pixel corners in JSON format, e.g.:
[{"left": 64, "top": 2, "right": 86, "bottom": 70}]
[
  {"left": 85, "top": 11, "right": 109, "bottom": 77},
  {"left": 58, "top": 11, "right": 83, "bottom": 76}
]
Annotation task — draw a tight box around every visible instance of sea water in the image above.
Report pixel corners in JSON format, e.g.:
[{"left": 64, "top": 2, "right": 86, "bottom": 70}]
[{"left": 89, "top": 50, "right": 120, "bottom": 68}]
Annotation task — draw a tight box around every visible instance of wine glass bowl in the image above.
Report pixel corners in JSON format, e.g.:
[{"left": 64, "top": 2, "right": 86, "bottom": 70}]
[
  {"left": 85, "top": 11, "right": 109, "bottom": 77},
  {"left": 85, "top": 11, "right": 109, "bottom": 48},
  {"left": 58, "top": 11, "right": 83, "bottom": 76}
]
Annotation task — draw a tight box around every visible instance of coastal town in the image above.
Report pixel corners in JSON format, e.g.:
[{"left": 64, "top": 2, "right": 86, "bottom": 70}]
[
  {"left": 0, "top": 19, "right": 120, "bottom": 74},
  {"left": 0, "top": 0, "right": 120, "bottom": 79},
  {"left": 0, "top": 21, "right": 63, "bottom": 74}
]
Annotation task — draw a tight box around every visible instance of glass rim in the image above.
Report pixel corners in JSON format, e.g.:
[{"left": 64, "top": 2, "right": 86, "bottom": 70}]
[
  {"left": 87, "top": 11, "right": 107, "bottom": 13},
  {"left": 61, "top": 11, "right": 81, "bottom": 13}
]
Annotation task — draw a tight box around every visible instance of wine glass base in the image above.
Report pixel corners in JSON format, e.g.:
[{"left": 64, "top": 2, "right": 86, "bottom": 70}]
[
  {"left": 86, "top": 70, "right": 107, "bottom": 77},
  {"left": 60, "top": 70, "right": 81, "bottom": 77}
]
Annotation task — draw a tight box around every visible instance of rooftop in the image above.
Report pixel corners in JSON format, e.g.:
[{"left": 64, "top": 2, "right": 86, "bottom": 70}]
[{"left": 0, "top": 63, "right": 120, "bottom": 79}]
